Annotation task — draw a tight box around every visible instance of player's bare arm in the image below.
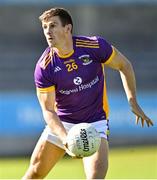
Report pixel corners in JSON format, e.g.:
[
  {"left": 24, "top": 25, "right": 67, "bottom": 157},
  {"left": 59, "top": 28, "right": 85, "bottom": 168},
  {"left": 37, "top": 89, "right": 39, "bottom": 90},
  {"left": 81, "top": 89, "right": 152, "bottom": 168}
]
[
  {"left": 37, "top": 89, "right": 67, "bottom": 142},
  {"left": 105, "top": 46, "right": 153, "bottom": 127}
]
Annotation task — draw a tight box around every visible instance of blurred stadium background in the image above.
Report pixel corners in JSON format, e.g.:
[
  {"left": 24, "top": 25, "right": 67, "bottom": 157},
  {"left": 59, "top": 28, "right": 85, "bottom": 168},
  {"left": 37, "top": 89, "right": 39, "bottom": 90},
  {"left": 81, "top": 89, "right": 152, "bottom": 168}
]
[{"left": 0, "top": 0, "right": 157, "bottom": 179}]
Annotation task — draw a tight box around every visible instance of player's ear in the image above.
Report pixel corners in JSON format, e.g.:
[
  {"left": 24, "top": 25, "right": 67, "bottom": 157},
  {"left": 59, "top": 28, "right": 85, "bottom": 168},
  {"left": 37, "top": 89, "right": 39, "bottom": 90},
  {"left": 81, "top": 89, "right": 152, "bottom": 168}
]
[{"left": 65, "top": 24, "right": 72, "bottom": 33}]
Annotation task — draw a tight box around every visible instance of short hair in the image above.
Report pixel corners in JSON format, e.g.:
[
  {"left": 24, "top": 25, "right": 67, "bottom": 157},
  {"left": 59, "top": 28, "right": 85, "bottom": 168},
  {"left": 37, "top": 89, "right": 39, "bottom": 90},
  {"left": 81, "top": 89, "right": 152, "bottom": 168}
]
[{"left": 39, "top": 7, "right": 73, "bottom": 32}]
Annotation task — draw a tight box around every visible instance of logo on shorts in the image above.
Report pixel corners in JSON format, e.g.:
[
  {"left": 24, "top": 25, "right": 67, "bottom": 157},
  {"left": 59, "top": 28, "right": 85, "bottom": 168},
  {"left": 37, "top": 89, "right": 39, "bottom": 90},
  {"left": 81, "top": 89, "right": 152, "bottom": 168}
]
[
  {"left": 79, "top": 55, "right": 93, "bottom": 65},
  {"left": 73, "top": 77, "right": 82, "bottom": 85}
]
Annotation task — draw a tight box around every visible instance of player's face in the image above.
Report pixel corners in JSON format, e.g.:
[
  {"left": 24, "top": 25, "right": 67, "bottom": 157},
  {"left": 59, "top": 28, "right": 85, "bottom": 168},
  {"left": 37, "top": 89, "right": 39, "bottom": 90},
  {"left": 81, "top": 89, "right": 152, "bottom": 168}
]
[{"left": 42, "top": 16, "right": 68, "bottom": 48}]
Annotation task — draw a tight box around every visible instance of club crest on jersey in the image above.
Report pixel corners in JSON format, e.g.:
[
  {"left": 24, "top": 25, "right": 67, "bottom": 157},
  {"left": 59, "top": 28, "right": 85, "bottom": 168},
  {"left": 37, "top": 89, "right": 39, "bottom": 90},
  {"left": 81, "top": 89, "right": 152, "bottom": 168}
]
[{"left": 79, "top": 55, "right": 93, "bottom": 65}]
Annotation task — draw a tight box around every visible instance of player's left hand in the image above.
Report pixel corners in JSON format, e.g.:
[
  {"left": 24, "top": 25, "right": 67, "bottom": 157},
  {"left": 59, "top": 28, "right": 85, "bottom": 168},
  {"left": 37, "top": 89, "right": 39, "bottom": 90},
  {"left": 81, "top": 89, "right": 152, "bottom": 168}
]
[
  {"left": 130, "top": 101, "right": 154, "bottom": 127},
  {"left": 63, "top": 141, "right": 82, "bottom": 159}
]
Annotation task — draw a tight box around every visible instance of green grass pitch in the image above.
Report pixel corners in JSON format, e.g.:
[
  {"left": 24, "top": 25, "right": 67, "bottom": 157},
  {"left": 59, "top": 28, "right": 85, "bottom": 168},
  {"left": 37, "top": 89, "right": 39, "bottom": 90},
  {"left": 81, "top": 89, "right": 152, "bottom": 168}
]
[{"left": 0, "top": 145, "right": 156, "bottom": 179}]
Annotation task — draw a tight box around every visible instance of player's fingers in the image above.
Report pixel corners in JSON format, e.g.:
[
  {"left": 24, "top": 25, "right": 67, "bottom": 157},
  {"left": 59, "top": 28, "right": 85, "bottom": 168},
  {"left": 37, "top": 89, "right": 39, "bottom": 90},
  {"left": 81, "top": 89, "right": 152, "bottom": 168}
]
[
  {"left": 149, "top": 120, "right": 154, "bottom": 126},
  {"left": 63, "top": 143, "right": 68, "bottom": 149},
  {"left": 145, "top": 119, "right": 150, "bottom": 127},
  {"left": 141, "top": 114, "right": 154, "bottom": 127},
  {"left": 147, "top": 121, "right": 150, "bottom": 127},
  {"left": 141, "top": 118, "right": 145, "bottom": 127},
  {"left": 146, "top": 118, "right": 154, "bottom": 127},
  {"left": 65, "top": 148, "right": 76, "bottom": 157},
  {"left": 136, "top": 116, "right": 140, "bottom": 125},
  {"left": 145, "top": 117, "right": 151, "bottom": 127}
]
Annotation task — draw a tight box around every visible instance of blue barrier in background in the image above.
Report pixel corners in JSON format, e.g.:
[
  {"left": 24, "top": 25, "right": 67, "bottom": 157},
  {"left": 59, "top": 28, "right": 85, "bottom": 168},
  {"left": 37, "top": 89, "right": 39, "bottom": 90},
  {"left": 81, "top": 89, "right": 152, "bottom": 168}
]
[
  {"left": 108, "top": 92, "right": 157, "bottom": 137},
  {"left": 0, "top": 92, "right": 156, "bottom": 137},
  {"left": 0, "top": 92, "right": 44, "bottom": 136}
]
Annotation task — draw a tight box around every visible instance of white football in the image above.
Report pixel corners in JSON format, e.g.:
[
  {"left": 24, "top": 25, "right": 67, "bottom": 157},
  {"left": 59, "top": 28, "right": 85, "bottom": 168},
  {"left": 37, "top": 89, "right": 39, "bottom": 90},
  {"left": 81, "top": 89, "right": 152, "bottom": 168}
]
[{"left": 66, "top": 123, "right": 101, "bottom": 157}]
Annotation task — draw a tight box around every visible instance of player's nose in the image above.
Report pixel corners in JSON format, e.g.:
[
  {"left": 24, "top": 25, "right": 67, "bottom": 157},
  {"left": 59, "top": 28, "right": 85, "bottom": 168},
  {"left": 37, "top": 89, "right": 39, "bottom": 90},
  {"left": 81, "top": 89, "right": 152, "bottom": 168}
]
[
  {"left": 45, "top": 26, "right": 52, "bottom": 35},
  {"left": 46, "top": 30, "right": 53, "bottom": 38}
]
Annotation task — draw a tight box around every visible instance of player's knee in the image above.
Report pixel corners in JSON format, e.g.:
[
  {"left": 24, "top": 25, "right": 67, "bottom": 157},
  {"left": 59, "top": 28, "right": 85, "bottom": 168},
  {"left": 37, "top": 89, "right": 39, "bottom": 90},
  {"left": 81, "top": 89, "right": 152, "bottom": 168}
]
[
  {"left": 22, "top": 164, "right": 44, "bottom": 179},
  {"left": 25, "top": 156, "right": 47, "bottom": 179},
  {"left": 28, "top": 163, "right": 45, "bottom": 179}
]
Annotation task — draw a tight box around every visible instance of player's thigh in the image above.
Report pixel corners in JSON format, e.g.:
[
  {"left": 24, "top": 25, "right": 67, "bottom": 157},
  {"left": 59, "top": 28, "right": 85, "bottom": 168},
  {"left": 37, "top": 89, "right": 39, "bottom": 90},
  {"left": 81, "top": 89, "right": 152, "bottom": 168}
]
[
  {"left": 30, "top": 137, "right": 65, "bottom": 174},
  {"left": 82, "top": 138, "right": 109, "bottom": 178}
]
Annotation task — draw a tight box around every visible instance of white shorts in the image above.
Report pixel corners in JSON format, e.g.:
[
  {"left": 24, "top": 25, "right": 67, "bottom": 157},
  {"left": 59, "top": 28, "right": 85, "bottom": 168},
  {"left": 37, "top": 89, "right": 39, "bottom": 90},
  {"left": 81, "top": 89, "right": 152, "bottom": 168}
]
[{"left": 40, "top": 120, "right": 109, "bottom": 149}]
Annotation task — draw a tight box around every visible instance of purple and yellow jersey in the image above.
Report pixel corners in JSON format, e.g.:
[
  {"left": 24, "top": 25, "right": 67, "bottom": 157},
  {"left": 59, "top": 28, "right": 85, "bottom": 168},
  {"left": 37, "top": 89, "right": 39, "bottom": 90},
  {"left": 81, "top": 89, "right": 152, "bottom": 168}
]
[{"left": 34, "top": 36, "right": 115, "bottom": 123}]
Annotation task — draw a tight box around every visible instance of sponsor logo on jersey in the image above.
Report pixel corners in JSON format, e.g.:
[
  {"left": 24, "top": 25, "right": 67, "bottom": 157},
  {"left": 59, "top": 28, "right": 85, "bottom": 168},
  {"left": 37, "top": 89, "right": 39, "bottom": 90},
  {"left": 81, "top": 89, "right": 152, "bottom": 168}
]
[
  {"left": 79, "top": 55, "right": 93, "bottom": 65},
  {"left": 73, "top": 77, "right": 82, "bottom": 85},
  {"left": 54, "top": 66, "right": 62, "bottom": 72},
  {"left": 59, "top": 76, "right": 99, "bottom": 95}
]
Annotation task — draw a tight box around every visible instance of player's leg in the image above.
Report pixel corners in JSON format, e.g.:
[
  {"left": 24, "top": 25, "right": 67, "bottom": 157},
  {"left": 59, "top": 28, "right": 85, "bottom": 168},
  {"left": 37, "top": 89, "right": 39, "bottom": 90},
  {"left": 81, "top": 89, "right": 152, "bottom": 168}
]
[
  {"left": 22, "top": 133, "right": 66, "bottom": 179},
  {"left": 23, "top": 139, "right": 65, "bottom": 179},
  {"left": 82, "top": 138, "right": 109, "bottom": 179}
]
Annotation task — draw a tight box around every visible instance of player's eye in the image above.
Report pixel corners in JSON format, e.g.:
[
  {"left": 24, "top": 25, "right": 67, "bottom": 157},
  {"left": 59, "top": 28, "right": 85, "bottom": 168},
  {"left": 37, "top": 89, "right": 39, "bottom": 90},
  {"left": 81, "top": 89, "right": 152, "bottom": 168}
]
[
  {"left": 50, "top": 24, "right": 55, "bottom": 28},
  {"left": 43, "top": 24, "right": 47, "bottom": 29}
]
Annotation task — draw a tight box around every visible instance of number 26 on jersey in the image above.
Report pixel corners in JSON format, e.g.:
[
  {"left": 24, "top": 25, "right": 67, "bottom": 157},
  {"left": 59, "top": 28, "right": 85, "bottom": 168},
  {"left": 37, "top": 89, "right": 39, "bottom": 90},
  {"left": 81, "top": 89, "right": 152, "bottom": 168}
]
[{"left": 66, "top": 62, "right": 78, "bottom": 72}]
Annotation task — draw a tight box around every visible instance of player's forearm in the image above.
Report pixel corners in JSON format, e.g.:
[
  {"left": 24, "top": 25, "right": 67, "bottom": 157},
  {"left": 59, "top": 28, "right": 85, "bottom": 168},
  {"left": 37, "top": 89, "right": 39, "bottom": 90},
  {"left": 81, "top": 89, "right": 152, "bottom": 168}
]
[
  {"left": 119, "top": 60, "right": 138, "bottom": 105},
  {"left": 43, "top": 110, "right": 67, "bottom": 141}
]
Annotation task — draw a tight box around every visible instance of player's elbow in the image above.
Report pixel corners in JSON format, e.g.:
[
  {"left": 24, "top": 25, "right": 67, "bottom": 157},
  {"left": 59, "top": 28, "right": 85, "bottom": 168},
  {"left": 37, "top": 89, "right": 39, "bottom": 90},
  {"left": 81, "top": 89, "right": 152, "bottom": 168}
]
[{"left": 119, "top": 58, "right": 133, "bottom": 73}]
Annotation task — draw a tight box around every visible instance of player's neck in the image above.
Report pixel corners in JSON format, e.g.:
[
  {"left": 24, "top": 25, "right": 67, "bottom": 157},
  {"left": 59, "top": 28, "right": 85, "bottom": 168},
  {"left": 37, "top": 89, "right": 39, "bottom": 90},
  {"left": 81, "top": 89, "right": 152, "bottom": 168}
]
[{"left": 52, "top": 36, "right": 73, "bottom": 57}]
